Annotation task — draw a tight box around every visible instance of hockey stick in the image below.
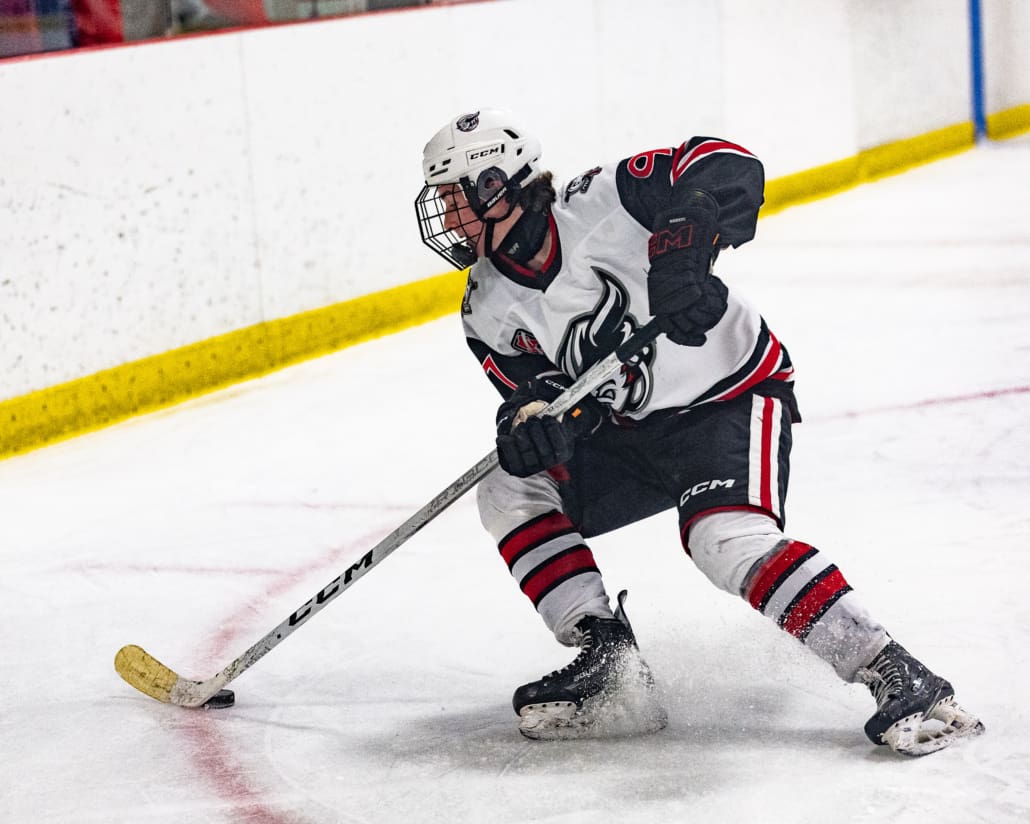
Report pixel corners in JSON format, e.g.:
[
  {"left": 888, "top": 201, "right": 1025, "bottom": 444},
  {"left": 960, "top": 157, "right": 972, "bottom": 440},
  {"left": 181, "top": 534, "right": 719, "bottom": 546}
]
[{"left": 115, "top": 319, "right": 662, "bottom": 708}]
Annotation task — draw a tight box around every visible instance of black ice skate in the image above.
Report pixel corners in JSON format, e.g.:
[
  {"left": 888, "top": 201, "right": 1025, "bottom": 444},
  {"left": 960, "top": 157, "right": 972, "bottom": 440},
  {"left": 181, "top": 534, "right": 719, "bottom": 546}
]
[
  {"left": 858, "top": 640, "right": 984, "bottom": 756},
  {"left": 513, "top": 591, "right": 667, "bottom": 740}
]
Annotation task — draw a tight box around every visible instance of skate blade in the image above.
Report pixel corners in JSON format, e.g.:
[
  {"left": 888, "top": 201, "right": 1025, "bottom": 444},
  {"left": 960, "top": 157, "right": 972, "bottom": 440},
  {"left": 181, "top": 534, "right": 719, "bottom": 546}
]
[
  {"left": 518, "top": 689, "right": 668, "bottom": 741},
  {"left": 518, "top": 701, "right": 582, "bottom": 740},
  {"left": 882, "top": 697, "right": 985, "bottom": 757}
]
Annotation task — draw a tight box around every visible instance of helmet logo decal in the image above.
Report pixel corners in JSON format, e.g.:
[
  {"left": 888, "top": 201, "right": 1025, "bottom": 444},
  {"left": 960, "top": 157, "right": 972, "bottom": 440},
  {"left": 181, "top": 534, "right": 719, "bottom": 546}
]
[
  {"left": 456, "top": 112, "right": 480, "bottom": 132},
  {"left": 557, "top": 268, "right": 655, "bottom": 415}
]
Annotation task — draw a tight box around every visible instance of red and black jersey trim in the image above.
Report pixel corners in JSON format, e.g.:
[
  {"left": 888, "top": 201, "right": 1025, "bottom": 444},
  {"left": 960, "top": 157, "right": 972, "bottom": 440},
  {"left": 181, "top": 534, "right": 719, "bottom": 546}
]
[
  {"left": 670, "top": 138, "right": 757, "bottom": 184},
  {"left": 616, "top": 137, "right": 764, "bottom": 246},
  {"left": 465, "top": 338, "right": 555, "bottom": 401},
  {"left": 690, "top": 319, "right": 794, "bottom": 407}
]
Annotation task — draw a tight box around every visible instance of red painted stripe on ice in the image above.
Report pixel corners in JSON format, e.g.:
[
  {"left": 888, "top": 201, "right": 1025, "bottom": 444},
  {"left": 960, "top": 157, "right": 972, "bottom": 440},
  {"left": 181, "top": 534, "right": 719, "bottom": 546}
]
[
  {"left": 175, "top": 525, "right": 394, "bottom": 824},
  {"left": 178, "top": 716, "right": 306, "bottom": 824},
  {"left": 746, "top": 540, "right": 812, "bottom": 610},
  {"left": 782, "top": 569, "right": 849, "bottom": 638},
  {"left": 816, "top": 385, "right": 1030, "bottom": 421},
  {"left": 68, "top": 561, "right": 284, "bottom": 575}
]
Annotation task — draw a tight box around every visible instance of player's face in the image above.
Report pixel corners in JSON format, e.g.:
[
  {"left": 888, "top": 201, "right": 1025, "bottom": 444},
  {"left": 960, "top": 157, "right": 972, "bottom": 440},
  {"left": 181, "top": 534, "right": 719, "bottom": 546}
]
[
  {"left": 439, "top": 184, "right": 487, "bottom": 256},
  {"left": 438, "top": 181, "right": 516, "bottom": 259}
]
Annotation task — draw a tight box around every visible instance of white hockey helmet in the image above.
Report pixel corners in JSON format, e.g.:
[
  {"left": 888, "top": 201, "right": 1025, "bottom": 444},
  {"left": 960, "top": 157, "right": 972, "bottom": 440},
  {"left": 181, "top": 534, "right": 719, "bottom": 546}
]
[
  {"left": 422, "top": 109, "right": 542, "bottom": 191},
  {"left": 416, "top": 109, "right": 543, "bottom": 269}
]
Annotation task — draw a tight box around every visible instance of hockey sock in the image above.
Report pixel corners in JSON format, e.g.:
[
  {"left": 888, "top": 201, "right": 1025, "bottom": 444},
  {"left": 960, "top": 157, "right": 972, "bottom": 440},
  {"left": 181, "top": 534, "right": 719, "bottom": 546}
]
[
  {"left": 743, "top": 539, "right": 888, "bottom": 680},
  {"left": 498, "top": 510, "right": 611, "bottom": 645}
]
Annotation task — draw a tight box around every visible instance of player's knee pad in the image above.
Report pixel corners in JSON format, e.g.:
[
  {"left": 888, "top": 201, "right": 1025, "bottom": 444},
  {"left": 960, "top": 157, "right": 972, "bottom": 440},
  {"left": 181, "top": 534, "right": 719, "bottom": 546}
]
[
  {"left": 687, "top": 509, "right": 785, "bottom": 595},
  {"left": 476, "top": 468, "right": 564, "bottom": 543}
]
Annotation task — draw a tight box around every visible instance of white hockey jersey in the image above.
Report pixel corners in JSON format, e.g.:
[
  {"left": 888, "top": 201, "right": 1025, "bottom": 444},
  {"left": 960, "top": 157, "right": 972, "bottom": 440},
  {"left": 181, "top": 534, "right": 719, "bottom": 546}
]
[{"left": 462, "top": 137, "right": 796, "bottom": 422}]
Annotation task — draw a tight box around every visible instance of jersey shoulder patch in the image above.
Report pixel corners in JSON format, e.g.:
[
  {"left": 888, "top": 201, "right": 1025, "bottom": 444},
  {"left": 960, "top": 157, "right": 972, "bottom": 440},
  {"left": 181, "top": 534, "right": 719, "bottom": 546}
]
[{"left": 562, "top": 166, "right": 603, "bottom": 203}]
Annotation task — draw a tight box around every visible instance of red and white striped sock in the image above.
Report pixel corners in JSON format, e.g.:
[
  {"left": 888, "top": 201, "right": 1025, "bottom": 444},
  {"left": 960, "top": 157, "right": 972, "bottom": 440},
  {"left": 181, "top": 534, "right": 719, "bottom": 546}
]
[
  {"left": 744, "top": 539, "right": 887, "bottom": 680},
  {"left": 498, "top": 510, "right": 611, "bottom": 644}
]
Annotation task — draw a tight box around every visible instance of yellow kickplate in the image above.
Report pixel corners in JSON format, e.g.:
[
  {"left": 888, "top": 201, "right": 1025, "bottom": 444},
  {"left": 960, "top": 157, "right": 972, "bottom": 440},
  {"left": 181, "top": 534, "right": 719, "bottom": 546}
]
[{"left": 114, "top": 644, "right": 178, "bottom": 703}]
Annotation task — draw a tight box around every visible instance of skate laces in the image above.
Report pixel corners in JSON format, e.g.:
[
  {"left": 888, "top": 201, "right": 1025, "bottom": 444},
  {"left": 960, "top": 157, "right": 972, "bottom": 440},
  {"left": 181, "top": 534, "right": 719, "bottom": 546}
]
[
  {"left": 544, "top": 624, "right": 598, "bottom": 680},
  {"left": 545, "top": 616, "right": 634, "bottom": 682},
  {"left": 545, "top": 593, "right": 638, "bottom": 682},
  {"left": 862, "top": 653, "right": 905, "bottom": 708}
]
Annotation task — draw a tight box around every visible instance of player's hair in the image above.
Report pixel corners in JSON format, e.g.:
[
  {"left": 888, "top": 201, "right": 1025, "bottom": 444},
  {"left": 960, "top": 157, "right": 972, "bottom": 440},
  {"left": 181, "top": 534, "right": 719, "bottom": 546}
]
[{"left": 519, "top": 172, "right": 556, "bottom": 213}]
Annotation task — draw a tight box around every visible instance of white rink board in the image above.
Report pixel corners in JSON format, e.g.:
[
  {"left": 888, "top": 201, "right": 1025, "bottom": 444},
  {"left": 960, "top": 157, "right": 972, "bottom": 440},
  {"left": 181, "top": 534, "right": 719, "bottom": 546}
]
[
  {"left": 983, "top": 0, "right": 1030, "bottom": 113},
  {"left": 0, "top": 0, "right": 1022, "bottom": 401}
]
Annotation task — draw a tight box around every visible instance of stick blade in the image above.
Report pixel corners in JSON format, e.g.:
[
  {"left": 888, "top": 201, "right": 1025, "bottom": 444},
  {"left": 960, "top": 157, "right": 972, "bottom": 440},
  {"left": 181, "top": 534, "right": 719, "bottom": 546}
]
[
  {"left": 114, "top": 644, "right": 180, "bottom": 704},
  {"left": 115, "top": 644, "right": 224, "bottom": 708}
]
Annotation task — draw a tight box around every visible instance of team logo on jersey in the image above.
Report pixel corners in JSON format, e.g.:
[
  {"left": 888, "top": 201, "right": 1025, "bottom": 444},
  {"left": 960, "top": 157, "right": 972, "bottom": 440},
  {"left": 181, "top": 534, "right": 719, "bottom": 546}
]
[
  {"left": 557, "top": 268, "right": 655, "bottom": 415},
  {"left": 511, "top": 329, "right": 544, "bottom": 355},
  {"left": 462, "top": 277, "right": 478, "bottom": 315},
  {"left": 563, "top": 166, "right": 602, "bottom": 203},
  {"left": 456, "top": 112, "right": 480, "bottom": 132}
]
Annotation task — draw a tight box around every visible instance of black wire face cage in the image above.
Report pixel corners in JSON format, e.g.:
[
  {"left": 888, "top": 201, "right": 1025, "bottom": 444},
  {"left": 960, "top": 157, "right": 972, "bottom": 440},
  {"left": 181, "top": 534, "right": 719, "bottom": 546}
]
[
  {"left": 416, "top": 164, "right": 531, "bottom": 270},
  {"left": 415, "top": 183, "right": 479, "bottom": 270}
]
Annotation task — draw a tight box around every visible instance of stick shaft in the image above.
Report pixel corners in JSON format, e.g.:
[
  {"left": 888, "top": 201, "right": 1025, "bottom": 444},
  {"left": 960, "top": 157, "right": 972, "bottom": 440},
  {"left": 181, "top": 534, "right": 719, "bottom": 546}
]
[
  {"left": 126, "top": 319, "right": 661, "bottom": 703},
  {"left": 214, "top": 449, "right": 501, "bottom": 686}
]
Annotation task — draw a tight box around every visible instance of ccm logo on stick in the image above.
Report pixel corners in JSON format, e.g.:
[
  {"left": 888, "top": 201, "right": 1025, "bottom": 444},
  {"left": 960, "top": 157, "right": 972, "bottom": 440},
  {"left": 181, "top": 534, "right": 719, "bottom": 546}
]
[
  {"left": 288, "top": 549, "right": 375, "bottom": 626},
  {"left": 680, "top": 478, "right": 735, "bottom": 506}
]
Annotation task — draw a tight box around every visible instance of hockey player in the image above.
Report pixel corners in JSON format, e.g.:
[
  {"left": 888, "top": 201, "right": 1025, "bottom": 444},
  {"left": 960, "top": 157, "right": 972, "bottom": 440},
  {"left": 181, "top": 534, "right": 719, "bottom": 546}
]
[{"left": 414, "top": 109, "right": 984, "bottom": 755}]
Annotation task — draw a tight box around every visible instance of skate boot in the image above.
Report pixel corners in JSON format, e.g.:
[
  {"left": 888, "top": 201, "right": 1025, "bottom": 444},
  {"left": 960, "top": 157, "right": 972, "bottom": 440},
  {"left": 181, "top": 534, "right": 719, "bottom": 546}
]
[
  {"left": 513, "top": 591, "right": 667, "bottom": 740},
  {"left": 858, "top": 640, "right": 984, "bottom": 756}
]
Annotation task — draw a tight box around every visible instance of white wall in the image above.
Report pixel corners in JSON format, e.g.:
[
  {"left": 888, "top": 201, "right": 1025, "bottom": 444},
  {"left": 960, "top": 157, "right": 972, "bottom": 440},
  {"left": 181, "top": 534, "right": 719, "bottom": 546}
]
[
  {"left": 722, "top": 0, "right": 858, "bottom": 173},
  {"left": 848, "top": 0, "right": 970, "bottom": 148},
  {"left": 1, "top": 36, "right": 260, "bottom": 397},
  {"left": 1, "top": 0, "right": 1017, "bottom": 402},
  {"left": 983, "top": 0, "right": 1030, "bottom": 114}
]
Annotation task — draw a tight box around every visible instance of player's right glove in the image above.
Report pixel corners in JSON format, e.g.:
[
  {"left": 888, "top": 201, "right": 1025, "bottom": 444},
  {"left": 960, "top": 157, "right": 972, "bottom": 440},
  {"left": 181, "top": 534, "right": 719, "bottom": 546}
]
[
  {"left": 495, "top": 373, "right": 604, "bottom": 478},
  {"left": 646, "top": 189, "right": 729, "bottom": 347}
]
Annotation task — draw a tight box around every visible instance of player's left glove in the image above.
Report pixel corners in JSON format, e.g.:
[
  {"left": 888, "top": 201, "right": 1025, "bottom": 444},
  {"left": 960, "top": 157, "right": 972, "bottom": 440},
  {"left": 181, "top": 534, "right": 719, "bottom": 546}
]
[
  {"left": 647, "top": 189, "right": 729, "bottom": 347},
  {"left": 495, "top": 373, "right": 605, "bottom": 478}
]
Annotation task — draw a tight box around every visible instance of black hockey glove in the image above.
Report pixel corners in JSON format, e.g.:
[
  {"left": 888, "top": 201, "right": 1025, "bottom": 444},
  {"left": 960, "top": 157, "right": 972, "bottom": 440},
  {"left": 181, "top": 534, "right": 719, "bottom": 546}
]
[
  {"left": 646, "top": 189, "right": 729, "bottom": 347},
  {"left": 495, "top": 373, "right": 604, "bottom": 478}
]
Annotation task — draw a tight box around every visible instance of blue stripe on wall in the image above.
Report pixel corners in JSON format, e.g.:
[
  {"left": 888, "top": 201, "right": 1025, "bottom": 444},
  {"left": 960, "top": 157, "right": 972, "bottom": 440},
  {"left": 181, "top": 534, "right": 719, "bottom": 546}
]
[{"left": 969, "top": 0, "right": 987, "bottom": 140}]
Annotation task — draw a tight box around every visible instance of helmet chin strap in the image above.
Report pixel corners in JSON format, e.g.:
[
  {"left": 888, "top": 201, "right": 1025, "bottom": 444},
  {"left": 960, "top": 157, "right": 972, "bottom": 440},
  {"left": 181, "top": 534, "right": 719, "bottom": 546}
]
[{"left": 462, "top": 163, "right": 542, "bottom": 267}]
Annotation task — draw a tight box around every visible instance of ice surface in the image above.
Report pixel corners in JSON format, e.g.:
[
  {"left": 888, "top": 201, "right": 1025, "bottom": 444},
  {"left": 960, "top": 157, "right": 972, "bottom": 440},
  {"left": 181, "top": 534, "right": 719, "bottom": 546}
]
[{"left": 2, "top": 137, "right": 1028, "bottom": 823}]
